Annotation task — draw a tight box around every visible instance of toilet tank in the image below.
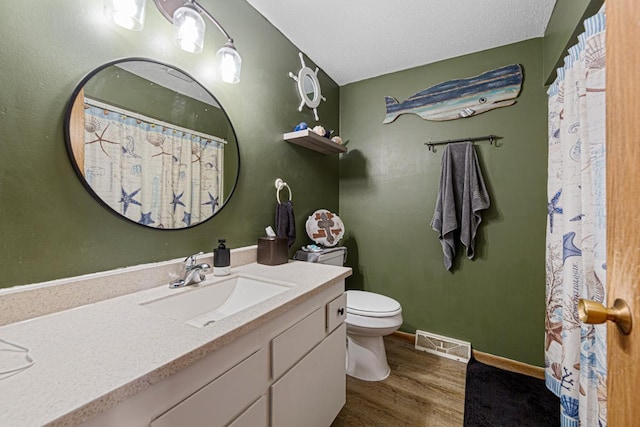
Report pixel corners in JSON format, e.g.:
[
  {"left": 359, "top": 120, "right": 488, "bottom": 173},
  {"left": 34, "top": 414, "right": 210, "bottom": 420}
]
[{"left": 316, "top": 248, "right": 347, "bottom": 266}]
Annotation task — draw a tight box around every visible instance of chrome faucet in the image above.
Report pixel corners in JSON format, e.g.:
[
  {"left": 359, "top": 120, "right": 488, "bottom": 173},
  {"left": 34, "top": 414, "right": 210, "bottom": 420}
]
[{"left": 169, "top": 252, "right": 211, "bottom": 288}]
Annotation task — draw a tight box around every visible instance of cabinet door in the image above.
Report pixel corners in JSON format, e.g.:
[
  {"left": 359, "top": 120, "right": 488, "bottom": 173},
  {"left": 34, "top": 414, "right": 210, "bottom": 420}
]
[
  {"left": 326, "top": 292, "right": 346, "bottom": 333},
  {"left": 226, "top": 395, "right": 268, "bottom": 427},
  {"left": 271, "top": 323, "right": 346, "bottom": 427},
  {"left": 151, "top": 348, "right": 268, "bottom": 427},
  {"left": 271, "top": 307, "right": 325, "bottom": 380}
]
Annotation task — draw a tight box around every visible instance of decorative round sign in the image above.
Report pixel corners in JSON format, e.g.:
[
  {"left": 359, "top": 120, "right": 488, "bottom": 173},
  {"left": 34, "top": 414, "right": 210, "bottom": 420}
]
[{"left": 305, "top": 209, "right": 345, "bottom": 247}]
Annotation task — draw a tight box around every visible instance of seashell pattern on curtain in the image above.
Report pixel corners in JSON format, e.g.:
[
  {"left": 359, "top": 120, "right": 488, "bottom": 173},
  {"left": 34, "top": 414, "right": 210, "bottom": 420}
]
[
  {"left": 83, "top": 102, "right": 225, "bottom": 229},
  {"left": 545, "top": 8, "right": 607, "bottom": 427}
]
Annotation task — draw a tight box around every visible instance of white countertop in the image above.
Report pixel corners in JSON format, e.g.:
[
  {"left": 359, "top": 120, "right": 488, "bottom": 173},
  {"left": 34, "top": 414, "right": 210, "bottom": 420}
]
[{"left": 0, "top": 261, "right": 351, "bottom": 426}]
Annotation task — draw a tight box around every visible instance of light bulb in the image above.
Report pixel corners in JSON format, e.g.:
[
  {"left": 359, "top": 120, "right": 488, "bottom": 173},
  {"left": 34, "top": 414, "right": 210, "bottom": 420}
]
[
  {"left": 216, "top": 43, "right": 242, "bottom": 84},
  {"left": 173, "top": 6, "right": 205, "bottom": 53},
  {"left": 104, "top": 0, "right": 146, "bottom": 31},
  {"left": 220, "top": 52, "right": 237, "bottom": 83}
]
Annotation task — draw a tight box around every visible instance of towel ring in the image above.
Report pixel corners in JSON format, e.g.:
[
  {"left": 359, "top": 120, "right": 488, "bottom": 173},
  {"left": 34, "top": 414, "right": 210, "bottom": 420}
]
[{"left": 275, "top": 178, "right": 292, "bottom": 204}]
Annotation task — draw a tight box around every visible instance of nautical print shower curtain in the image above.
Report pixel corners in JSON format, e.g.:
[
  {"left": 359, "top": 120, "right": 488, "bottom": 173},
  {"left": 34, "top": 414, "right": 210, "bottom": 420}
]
[
  {"left": 83, "top": 102, "right": 225, "bottom": 228},
  {"left": 545, "top": 8, "right": 606, "bottom": 427}
]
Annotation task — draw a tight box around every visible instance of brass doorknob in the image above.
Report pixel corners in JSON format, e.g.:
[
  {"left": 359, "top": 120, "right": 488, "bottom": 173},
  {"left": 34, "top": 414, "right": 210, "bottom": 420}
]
[{"left": 578, "top": 298, "right": 632, "bottom": 335}]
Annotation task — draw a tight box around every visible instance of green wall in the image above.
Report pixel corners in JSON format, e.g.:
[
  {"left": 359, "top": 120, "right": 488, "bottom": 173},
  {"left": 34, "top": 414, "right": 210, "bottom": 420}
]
[
  {"left": 0, "top": 0, "right": 340, "bottom": 288},
  {"left": 543, "top": 0, "right": 604, "bottom": 84},
  {"left": 339, "top": 39, "right": 548, "bottom": 365},
  {"left": 84, "top": 66, "right": 233, "bottom": 139}
]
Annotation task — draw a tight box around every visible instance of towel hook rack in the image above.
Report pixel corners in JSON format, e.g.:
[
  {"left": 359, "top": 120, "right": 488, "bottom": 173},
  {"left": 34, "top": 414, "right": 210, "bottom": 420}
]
[
  {"left": 275, "top": 178, "right": 292, "bottom": 204},
  {"left": 425, "top": 134, "right": 501, "bottom": 152}
]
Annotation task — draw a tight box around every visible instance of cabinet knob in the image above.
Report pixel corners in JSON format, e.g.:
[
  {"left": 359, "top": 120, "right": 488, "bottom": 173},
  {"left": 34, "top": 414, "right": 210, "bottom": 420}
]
[{"left": 338, "top": 308, "right": 345, "bottom": 316}]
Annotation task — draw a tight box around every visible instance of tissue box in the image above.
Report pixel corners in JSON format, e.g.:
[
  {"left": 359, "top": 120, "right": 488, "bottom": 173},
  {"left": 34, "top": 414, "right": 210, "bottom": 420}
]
[{"left": 257, "top": 237, "right": 288, "bottom": 265}]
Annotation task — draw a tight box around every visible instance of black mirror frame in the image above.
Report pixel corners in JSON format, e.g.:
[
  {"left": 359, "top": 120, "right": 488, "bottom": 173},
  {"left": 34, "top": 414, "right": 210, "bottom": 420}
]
[{"left": 63, "top": 57, "right": 240, "bottom": 230}]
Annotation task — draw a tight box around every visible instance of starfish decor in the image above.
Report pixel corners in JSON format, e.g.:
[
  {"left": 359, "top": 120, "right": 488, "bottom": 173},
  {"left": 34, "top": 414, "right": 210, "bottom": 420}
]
[
  {"left": 547, "top": 189, "right": 563, "bottom": 233},
  {"left": 545, "top": 309, "right": 563, "bottom": 350},
  {"left": 85, "top": 122, "right": 119, "bottom": 157},
  {"left": 182, "top": 212, "right": 192, "bottom": 226},
  {"left": 139, "top": 212, "right": 154, "bottom": 226},
  {"left": 202, "top": 192, "right": 219, "bottom": 214},
  {"left": 119, "top": 187, "right": 141, "bottom": 214},
  {"left": 171, "top": 191, "right": 186, "bottom": 213}
]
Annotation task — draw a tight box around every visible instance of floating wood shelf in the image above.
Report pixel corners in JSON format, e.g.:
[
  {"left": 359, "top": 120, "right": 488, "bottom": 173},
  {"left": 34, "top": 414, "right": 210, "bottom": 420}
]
[{"left": 283, "top": 129, "right": 347, "bottom": 155}]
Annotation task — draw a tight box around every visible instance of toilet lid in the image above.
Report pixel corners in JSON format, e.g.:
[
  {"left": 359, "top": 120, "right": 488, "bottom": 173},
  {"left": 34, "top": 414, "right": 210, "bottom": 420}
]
[{"left": 346, "top": 290, "right": 402, "bottom": 318}]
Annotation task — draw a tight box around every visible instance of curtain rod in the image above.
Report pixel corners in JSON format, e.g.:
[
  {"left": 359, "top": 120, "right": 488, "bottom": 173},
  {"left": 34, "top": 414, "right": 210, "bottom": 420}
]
[
  {"left": 84, "top": 97, "right": 228, "bottom": 145},
  {"left": 424, "top": 135, "right": 501, "bottom": 151}
]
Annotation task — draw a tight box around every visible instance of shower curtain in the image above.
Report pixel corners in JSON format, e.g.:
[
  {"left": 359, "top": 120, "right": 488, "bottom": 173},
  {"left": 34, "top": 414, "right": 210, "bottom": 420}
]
[
  {"left": 83, "top": 101, "right": 225, "bottom": 228},
  {"left": 545, "top": 8, "right": 606, "bottom": 427}
]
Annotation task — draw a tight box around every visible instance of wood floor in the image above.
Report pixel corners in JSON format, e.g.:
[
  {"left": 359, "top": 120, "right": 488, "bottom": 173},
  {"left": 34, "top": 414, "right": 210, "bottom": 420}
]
[{"left": 332, "top": 335, "right": 467, "bottom": 427}]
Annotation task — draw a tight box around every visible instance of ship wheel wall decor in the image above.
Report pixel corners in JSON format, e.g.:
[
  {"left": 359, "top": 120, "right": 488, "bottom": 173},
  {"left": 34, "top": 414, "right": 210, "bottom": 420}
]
[{"left": 288, "top": 52, "right": 326, "bottom": 121}]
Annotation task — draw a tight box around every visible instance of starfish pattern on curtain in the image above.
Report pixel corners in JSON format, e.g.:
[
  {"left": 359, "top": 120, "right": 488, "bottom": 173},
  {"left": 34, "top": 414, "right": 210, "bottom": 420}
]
[
  {"left": 83, "top": 103, "right": 225, "bottom": 229},
  {"left": 545, "top": 8, "right": 607, "bottom": 427}
]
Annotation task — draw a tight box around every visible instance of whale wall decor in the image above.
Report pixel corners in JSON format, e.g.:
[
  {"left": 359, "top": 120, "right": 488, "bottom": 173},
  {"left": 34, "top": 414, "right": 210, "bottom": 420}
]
[{"left": 383, "top": 64, "right": 523, "bottom": 123}]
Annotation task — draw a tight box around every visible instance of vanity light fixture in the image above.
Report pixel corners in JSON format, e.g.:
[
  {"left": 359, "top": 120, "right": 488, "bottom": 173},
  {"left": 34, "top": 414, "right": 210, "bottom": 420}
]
[
  {"left": 155, "top": 0, "right": 242, "bottom": 84},
  {"left": 103, "top": 0, "right": 242, "bottom": 84}
]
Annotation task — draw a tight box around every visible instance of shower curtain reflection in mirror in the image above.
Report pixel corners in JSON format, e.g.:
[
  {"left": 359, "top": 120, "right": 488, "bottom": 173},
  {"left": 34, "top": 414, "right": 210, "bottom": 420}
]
[{"left": 83, "top": 99, "right": 225, "bottom": 228}]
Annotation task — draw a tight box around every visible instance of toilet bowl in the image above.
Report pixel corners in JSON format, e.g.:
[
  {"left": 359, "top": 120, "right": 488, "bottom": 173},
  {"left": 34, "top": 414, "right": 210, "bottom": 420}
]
[
  {"left": 293, "top": 242, "right": 403, "bottom": 382},
  {"left": 345, "top": 290, "right": 403, "bottom": 381}
]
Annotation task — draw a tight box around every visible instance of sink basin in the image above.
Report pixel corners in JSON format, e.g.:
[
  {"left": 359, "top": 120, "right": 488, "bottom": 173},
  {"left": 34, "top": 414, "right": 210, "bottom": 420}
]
[{"left": 141, "top": 275, "right": 292, "bottom": 327}]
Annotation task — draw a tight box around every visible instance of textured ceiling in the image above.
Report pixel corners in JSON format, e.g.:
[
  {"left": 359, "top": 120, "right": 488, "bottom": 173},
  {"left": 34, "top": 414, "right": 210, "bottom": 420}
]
[{"left": 246, "top": 0, "right": 557, "bottom": 85}]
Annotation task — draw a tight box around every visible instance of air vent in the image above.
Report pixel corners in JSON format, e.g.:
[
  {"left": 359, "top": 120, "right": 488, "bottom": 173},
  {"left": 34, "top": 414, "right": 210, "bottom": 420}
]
[{"left": 414, "top": 330, "right": 471, "bottom": 363}]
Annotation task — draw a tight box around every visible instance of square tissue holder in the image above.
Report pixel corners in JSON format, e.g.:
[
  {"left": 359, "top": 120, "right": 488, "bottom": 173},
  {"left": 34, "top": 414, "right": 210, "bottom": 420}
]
[{"left": 257, "top": 237, "right": 288, "bottom": 266}]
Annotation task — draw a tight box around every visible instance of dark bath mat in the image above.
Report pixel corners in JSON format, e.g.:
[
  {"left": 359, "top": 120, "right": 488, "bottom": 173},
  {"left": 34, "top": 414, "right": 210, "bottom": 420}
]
[{"left": 463, "top": 357, "right": 560, "bottom": 426}]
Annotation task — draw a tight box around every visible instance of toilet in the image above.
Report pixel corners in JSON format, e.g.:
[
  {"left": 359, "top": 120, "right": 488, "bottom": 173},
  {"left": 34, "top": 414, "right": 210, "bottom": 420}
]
[
  {"left": 344, "top": 290, "right": 402, "bottom": 381},
  {"left": 300, "top": 247, "right": 403, "bottom": 381}
]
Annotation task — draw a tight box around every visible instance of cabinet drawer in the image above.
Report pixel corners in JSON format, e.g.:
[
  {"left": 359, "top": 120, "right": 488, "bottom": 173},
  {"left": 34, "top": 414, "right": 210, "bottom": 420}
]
[
  {"left": 226, "top": 395, "right": 267, "bottom": 427},
  {"left": 326, "top": 292, "right": 347, "bottom": 333},
  {"left": 271, "top": 323, "right": 346, "bottom": 427},
  {"left": 151, "top": 348, "right": 268, "bottom": 427},
  {"left": 272, "top": 307, "right": 325, "bottom": 380}
]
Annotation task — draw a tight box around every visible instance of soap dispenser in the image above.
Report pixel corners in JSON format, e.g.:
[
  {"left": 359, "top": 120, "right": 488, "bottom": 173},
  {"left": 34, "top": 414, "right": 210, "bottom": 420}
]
[{"left": 213, "top": 239, "right": 231, "bottom": 276}]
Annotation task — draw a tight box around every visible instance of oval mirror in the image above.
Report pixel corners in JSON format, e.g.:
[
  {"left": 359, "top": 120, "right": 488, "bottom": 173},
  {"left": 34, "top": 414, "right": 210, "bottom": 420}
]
[
  {"left": 302, "top": 73, "right": 319, "bottom": 107},
  {"left": 64, "top": 58, "right": 240, "bottom": 229}
]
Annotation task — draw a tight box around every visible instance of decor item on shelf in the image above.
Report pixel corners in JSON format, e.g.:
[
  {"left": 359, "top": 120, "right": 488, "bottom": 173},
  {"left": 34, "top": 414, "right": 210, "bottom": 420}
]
[
  {"left": 289, "top": 52, "right": 326, "bottom": 121},
  {"left": 294, "top": 122, "right": 308, "bottom": 131},
  {"left": 312, "top": 125, "right": 326, "bottom": 136},
  {"left": 305, "top": 209, "right": 345, "bottom": 247},
  {"left": 382, "top": 64, "right": 523, "bottom": 123},
  {"left": 331, "top": 136, "right": 343, "bottom": 145},
  {"left": 103, "top": 0, "right": 242, "bottom": 83}
]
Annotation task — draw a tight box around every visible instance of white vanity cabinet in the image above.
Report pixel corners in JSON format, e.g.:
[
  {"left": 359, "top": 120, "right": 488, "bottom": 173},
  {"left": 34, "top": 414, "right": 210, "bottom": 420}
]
[
  {"left": 271, "top": 323, "right": 346, "bottom": 427},
  {"left": 83, "top": 281, "right": 347, "bottom": 427},
  {"left": 150, "top": 348, "right": 269, "bottom": 427},
  {"left": 270, "top": 292, "right": 348, "bottom": 427}
]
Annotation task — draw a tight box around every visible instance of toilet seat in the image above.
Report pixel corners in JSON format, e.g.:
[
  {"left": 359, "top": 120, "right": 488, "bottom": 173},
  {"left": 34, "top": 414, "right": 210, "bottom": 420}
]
[{"left": 346, "top": 290, "right": 402, "bottom": 318}]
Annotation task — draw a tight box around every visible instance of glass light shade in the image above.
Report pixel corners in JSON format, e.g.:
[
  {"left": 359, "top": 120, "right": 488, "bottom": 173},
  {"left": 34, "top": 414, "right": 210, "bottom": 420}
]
[
  {"left": 103, "top": 0, "right": 146, "bottom": 31},
  {"left": 173, "top": 6, "right": 205, "bottom": 54},
  {"left": 216, "top": 43, "right": 242, "bottom": 84}
]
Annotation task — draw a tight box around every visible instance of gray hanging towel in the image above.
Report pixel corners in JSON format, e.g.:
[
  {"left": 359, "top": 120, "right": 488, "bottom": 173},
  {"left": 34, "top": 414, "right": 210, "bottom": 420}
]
[
  {"left": 431, "top": 142, "right": 490, "bottom": 270},
  {"left": 276, "top": 200, "right": 296, "bottom": 248}
]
